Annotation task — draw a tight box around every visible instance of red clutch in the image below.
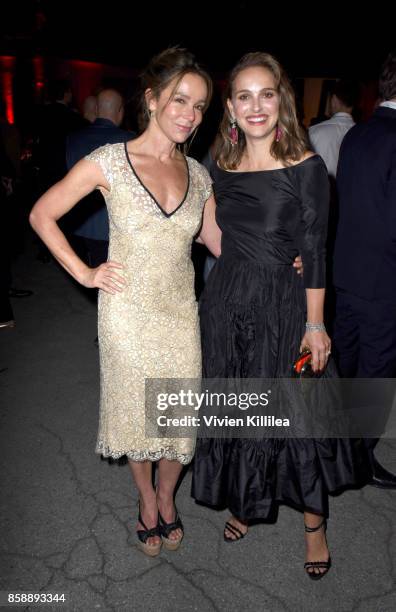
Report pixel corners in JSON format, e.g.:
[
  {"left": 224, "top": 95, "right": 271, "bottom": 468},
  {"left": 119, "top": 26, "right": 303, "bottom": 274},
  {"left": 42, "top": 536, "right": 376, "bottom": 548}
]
[{"left": 292, "top": 348, "right": 323, "bottom": 378}]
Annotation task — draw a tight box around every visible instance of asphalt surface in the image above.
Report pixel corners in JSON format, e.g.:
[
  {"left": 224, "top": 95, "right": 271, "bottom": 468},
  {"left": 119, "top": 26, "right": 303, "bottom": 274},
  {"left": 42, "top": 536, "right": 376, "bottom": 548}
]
[{"left": 1, "top": 246, "right": 396, "bottom": 612}]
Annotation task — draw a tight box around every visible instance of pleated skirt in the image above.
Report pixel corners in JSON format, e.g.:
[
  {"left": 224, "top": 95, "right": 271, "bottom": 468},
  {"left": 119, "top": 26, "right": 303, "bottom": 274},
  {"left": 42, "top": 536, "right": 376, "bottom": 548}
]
[{"left": 191, "top": 256, "right": 370, "bottom": 520}]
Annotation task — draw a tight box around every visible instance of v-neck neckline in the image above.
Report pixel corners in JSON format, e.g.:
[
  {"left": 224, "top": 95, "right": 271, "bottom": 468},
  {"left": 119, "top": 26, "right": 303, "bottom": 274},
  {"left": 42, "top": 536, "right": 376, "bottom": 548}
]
[{"left": 124, "top": 142, "right": 190, "bottom": 218}]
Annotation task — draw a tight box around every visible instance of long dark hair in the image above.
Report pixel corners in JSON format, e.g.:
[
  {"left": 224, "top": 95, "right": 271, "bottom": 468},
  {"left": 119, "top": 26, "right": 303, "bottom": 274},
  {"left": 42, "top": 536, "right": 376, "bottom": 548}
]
[{"left": 216, "top": 52, "right": 308, "bottom": 170}]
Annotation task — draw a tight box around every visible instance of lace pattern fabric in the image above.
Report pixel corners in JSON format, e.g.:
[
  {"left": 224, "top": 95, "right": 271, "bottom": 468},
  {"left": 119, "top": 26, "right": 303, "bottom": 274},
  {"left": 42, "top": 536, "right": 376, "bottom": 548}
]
[{"left": 85, "top": 143, "right": 212, "bottom": 464}]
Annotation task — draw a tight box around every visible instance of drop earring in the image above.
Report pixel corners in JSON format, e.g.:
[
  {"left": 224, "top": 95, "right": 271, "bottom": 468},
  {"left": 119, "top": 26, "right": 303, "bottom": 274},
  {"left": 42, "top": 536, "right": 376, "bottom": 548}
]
[
  {"left": 229, "top": 117, "right": 238, "bottom": 146},
  {"left": 275, "top": 124, "right": 283, "bottom": 142}
]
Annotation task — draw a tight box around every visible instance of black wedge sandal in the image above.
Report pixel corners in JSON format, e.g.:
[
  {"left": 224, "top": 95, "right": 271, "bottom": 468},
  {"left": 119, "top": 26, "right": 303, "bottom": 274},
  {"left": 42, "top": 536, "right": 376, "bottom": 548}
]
[
  {"left": 158, "top": 509, "right": 184, "bottom": 551},
  {"left": 136, "top": 508, "right": 162, "bottom": 557},
  {"left": 304, "top": 518, "right": 332, "bottom": 580},
  {"left": 224, "top": 521, "right": 247, "bottom": 543}
]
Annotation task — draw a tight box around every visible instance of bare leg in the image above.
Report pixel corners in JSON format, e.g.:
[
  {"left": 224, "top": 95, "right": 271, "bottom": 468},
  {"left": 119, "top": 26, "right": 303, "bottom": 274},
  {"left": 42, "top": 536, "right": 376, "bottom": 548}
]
[
  {"left": 156, "top": 459, "right": 184, "bottom": 541},
  {"left": 128, "top": 459, "right": 161, "bottom": 546},
  {"left": 304, "top": 511, "right": 330, "bottom": 576}
]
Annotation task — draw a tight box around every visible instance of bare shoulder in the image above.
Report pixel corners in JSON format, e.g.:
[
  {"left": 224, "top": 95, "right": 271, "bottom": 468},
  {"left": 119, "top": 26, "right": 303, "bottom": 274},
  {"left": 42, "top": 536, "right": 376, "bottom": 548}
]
[
  {"left": 289, "top": 150, "right": 316, "bottom": 166},
  {"left": 301, "top": 150, "right": 316, "bottom": 161},
  {"left": 124, "top": 136, "right": 144, "bottom": 156}
]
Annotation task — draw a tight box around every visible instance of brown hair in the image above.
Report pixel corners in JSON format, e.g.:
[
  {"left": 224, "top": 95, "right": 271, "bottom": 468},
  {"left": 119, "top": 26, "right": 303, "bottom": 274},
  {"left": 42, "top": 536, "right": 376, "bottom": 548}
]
[
  {"left": 215, "top": 52, "right": 308, "bottom": 170},
  {"left": 137, "top": 47, "right": 213, "bottom": 133}
]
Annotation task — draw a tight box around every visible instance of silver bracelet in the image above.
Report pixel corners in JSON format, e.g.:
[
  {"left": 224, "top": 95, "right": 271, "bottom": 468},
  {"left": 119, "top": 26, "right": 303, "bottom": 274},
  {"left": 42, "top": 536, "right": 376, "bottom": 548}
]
[{"left": 306, "top": 322, "right": 326, "bottom": 333}]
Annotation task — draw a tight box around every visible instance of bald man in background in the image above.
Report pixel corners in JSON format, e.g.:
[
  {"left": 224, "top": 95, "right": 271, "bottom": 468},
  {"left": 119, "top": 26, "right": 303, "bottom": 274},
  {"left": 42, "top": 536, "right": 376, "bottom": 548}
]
[
  {"left": 66, "top": 89, "right": 135, "bottom": 268},
  {"left": 82, "top": 95, "right": 97, "bottom": 124}
]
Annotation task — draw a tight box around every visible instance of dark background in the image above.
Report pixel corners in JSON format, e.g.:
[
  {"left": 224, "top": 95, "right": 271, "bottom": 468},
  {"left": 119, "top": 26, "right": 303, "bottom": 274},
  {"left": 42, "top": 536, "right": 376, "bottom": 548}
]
[{"left": 2, "top": 1, "right": 395, "bottom": 78}]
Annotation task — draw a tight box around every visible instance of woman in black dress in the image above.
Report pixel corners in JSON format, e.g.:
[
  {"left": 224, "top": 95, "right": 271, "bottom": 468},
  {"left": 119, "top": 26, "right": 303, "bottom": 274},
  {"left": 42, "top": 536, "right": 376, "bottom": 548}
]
[{"left": 192, "top": 52, "right": 369, "bottom": 579}]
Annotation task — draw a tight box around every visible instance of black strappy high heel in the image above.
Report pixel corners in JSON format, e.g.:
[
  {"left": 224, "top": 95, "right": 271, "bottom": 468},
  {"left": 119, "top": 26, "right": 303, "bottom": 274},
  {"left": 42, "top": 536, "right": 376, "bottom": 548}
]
[
  {"left": 158, "top": 509, "right": 184, "bottom": 551},
  {"left": 136, "top": 506, "right": 162, "bottom": 557},
  {"left": 223, "top": 520, "right": 247, "bottom": 543},
  {"left": 304, "top": 518, "right": 332, "bottom": 580}
]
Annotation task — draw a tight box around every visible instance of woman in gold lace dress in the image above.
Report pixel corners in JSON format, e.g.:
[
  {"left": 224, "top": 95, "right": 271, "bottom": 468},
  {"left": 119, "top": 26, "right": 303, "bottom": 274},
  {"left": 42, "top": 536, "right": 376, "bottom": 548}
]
[{"left": 30, "top": 48, "right": 221, "bottom": 557}]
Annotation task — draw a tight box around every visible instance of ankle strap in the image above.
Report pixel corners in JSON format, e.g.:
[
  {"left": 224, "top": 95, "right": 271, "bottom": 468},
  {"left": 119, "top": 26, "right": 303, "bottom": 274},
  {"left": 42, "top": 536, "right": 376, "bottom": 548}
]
[
  {"left": 304, "top": 518, "right": 326, "bottom": 533},
  {"left": 138, "top": 511, "right": 149, "bottom": 532}
]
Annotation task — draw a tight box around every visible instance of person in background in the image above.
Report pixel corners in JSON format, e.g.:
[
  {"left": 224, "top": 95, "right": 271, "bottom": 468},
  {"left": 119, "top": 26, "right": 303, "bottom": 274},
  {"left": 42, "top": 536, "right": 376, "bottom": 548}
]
[
  {"left": 36, "top": 79, "right": 85, "bottom": 194},
  {"left": 333, "top": 50, "right": 396, "bottom": 489},
  {"left": 0, "top": 138, "right": 16, "bottom": 328},
  {"left": 0, "top": 137, "right": 32, "bottom": 328},
  {"left": 82, "top": 95, "right": 97, "bottom": 124},
  {"left": 34, "top": 79, "right": 85, "bottom": 261},
  {"left": 309, "top": 80, "right": 358, "bottom": 332},
  {"left": 66, "top": 89, "right": 134, "bottom": 269},
  {"left": 309, "top": 79, "right": 357, "bottom": 179}
]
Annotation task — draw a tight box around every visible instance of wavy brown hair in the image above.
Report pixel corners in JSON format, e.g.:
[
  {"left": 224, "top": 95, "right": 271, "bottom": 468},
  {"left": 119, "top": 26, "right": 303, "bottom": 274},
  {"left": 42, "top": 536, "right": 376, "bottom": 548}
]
[
  {"left": 215, "top": 52, "right": 308, "bottom": 170},
  {"left": 137, "top": 47, "right": 213, "bottom": 134}
]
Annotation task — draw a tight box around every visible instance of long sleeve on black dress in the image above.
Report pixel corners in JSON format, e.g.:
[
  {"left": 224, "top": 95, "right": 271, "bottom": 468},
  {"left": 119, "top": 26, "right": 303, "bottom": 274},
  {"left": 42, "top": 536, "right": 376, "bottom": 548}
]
[{"left": 296, "top": 157, "right": 330, "bottom": 289}]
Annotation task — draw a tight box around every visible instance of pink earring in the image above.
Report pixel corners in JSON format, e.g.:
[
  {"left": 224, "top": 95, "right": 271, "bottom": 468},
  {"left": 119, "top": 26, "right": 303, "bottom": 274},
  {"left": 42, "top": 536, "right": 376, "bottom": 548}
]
[
  {"left": 275, "top": 125, "right": 283, "bottom": 142},
  {"left": 229, "top": 118, "right": 238, "bottom": 146}
]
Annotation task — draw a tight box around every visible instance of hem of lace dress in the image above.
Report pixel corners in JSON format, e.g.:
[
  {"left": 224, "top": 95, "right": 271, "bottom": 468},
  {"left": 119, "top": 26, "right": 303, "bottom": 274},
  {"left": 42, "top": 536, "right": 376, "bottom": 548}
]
[{"left": 96, "top": 442, "right": 193, "bottom": 465}]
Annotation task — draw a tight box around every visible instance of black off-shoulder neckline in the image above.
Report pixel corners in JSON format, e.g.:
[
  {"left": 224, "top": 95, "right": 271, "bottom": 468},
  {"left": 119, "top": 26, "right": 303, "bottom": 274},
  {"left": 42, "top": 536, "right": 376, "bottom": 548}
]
[{"left": 216, "top": 154, "right": 322, "bottom": 175}]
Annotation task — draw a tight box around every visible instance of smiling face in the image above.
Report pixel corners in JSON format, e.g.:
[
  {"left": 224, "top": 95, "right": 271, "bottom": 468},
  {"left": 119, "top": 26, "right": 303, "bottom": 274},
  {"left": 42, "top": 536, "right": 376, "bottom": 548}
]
[
  {"left": 147, "top": 72, "right": 208, "bottom": 144},
  {"left": 227, "top": 66, "right": 280, "bottom": 141}
]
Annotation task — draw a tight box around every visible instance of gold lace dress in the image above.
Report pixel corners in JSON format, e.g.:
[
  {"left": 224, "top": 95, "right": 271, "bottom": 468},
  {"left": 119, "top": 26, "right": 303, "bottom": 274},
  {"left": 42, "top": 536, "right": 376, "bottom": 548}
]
[{"left": 85, "top": 142, "right": 212, "bottom": 464}]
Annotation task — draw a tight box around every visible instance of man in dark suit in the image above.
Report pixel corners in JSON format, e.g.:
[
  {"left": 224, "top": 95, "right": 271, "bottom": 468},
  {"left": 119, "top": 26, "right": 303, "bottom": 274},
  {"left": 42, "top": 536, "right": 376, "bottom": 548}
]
[
  {"left": 34, "top": 80, "right": 86, "bottom": 262},
  {"left": 333, "top": 51, "right": 396, "bottom": 488},
  {"left": 36, "top": 79, "right": 85, "bottom": 193},
  {"left": 66, "top": 88, "right": 134, "bottom": 267}
]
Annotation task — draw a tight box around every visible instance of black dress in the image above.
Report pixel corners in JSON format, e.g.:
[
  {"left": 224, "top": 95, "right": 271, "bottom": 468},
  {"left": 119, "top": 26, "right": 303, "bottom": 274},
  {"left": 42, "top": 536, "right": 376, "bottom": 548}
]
[{"left": 191, "top": 155, "right": 370, "bottom": 520}]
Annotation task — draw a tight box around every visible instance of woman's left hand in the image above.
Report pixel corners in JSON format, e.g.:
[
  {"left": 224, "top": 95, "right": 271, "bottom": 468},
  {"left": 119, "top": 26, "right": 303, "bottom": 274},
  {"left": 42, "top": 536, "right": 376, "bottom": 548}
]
[{"left": 299, "top": 330, "right": 331, "bottom": 373}]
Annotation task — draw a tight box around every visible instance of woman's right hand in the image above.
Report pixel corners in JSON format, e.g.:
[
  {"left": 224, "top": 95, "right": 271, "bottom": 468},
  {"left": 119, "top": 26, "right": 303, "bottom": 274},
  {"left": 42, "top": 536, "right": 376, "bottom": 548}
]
[{"left": 81, "top": 261, "right": 126, "bottom": 294}]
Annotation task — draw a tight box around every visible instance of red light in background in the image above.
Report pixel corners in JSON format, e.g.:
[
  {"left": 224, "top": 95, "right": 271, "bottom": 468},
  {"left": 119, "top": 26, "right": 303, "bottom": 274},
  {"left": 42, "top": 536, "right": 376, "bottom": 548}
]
[
  {"left": 33, "top": 56, "right": 45, "bottom": 100},
  {"left": 2, "top": 74, "right": 14, "bottom": 124},
  {"left": 70, "top": 60, "right": 103, "bottom": 111},
  {"left": 0, "top": 56, "right": 16, "bottom": 124}
]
